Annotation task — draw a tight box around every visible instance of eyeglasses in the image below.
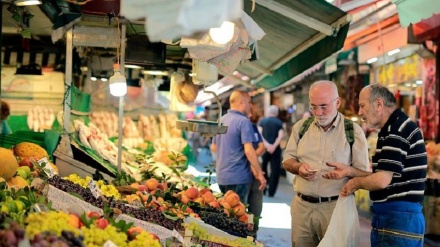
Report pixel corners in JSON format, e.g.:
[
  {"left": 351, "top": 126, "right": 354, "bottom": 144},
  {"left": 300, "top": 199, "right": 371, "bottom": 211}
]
[{"left": 309, "top": 97, "right": 339, "bottom": 112}]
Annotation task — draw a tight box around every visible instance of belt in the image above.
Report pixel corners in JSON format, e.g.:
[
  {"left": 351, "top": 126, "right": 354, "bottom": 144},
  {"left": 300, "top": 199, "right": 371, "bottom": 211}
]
[{"left": 297, "top": 192, "right": 339, "bottom": 204}]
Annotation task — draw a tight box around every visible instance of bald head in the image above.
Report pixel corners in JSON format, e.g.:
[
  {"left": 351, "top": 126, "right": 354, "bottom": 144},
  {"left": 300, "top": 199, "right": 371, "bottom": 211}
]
[
  {"left": 229, "top": 90, "right": 252, "bottom": 115},
  {"left": 309, "top": 80, "right": 339, "bottom": 99}
]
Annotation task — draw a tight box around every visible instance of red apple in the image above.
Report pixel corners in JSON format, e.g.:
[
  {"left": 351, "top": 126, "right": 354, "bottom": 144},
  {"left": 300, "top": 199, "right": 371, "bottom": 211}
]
[
  {"left": 95, "top": 218, "right": 109, "bottom": 229},
  {"left": 87, "top": 211, "right": 100, "bottom": 219}
]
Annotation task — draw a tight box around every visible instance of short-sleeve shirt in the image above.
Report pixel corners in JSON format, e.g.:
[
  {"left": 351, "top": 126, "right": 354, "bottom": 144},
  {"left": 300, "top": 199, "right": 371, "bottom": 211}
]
[
  {"left": 252, "top": 124, "right": 263, "bottom": 150},
  {"left": 258, "top": 116, "right": 283, "bottom": 144},
  {"left": 370, "top": 109, "right": 427, "bottom": 203},
  {"left": 213, "top": 110, "right": 256, "bottom": 185},
  {"left": 282, "top": 113, "right": 370, "bottom": 197}
]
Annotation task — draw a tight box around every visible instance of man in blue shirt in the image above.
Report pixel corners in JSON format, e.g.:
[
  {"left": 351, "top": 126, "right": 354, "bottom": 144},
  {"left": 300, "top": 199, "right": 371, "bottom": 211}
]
[{"left": 211, "top": 90, "right": 267, "bottom": 203}]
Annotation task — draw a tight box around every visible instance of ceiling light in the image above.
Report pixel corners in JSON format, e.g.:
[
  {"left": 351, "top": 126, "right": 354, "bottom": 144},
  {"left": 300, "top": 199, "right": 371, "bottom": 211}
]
[
  {"left": 91, "top": 77, "right": 97, "bottom": 81},
  {"left": 109, "top": 64, "right": 127, "bottom": 97},
  {"left": 367, "top": 57, "right": 378, "bottom": 64},
  {"left": 101, "top": 78, "right": 108, "bottom": 82},
  {"left": 142, "top": 70, "right": 168, "bottom": 76},
  {"left": 125, "top": 64, "right": 142, "bottom": 69},
  {"left": 351, "top": 117, "right": 358, "bottom": 122},
  {"left": 14, "top": 0, "right": 42, "bottom": 6},
  {"left": 209, "top": 21, "right": 235, "bottom": 44},
  {"left": 416, "top": 80, "right": 423, "bottom": 85},
  {"left": 387, "top": 49, "right": 400, "bottom": 56}
]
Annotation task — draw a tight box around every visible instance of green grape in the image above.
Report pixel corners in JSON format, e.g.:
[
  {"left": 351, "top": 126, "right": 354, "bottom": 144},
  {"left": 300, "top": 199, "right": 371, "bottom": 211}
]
[
  {"left": 25, "top": 211, "right": 81, "bottom": 238},
  {"left": 127, "top": 231, "right": 161, "bottom": 247},
  {"left": 82, "top": 224, "right": 127, "bottom": 247}
]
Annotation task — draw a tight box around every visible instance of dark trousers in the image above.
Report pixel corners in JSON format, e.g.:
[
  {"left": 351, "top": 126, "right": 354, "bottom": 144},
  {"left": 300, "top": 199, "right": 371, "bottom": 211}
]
[{"left": 262, "top": 147, "right": 281, "bottom": 197}]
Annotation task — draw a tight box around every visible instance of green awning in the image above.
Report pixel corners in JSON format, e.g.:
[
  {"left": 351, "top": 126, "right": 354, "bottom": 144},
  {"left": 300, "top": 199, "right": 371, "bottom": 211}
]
[
  {"left": 392, "top": 0, "right": 440, "bottom": 27},
  {"left": 238, "top": 0, "right": 351, "bottom": 89}
]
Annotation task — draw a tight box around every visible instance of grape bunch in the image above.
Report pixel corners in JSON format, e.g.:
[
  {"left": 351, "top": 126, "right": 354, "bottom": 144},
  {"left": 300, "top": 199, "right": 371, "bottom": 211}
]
[
  {"left": 0, "top": 221, "right": 83, "bottom": 247},
  {"left": 48, "top": 176, "right": 107, "bottom": 209},
  {"left": 30, "top": 230, "right": 84, "bottom": 247},
  {"left": 25, "top": 211, "right": 81, "bottom": 238},
  {"left": 49, "top": 176, "right": 184, "bottom": 231},
  {"left": 82, "top": 224, "right": 127, "bottom": 247},
  {"left": 110, "top": 200, "right": 184, "bottom": 231},
  {"left": 198, "top": 211, "right": 255, "bottom": 238}
]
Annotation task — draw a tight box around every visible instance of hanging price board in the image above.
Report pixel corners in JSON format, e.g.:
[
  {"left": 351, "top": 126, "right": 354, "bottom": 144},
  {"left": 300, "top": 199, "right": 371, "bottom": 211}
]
[{"left": 87, "top": 179, "right": 102, "bottom": 199}]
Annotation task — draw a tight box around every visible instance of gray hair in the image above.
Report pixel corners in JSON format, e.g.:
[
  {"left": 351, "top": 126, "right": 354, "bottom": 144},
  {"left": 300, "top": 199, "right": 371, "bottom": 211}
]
[
  {"left": 267, "top": 105, "right": 279, "bottom": 117},
  {"left": 366, "top": 84, "right": 396, "bottom": 108}
]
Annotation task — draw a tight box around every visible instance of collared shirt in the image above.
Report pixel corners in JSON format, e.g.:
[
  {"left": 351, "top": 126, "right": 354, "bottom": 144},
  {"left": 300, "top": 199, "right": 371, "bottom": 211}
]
[
  {"left": 283, "top": 112, "right": 369, "bottom": 197},
  {"left": 213, "top": 110, "right": 256, "bottom": 185},
  {"left": 371, "top": 109, "right": 427, "bottom": 203}
]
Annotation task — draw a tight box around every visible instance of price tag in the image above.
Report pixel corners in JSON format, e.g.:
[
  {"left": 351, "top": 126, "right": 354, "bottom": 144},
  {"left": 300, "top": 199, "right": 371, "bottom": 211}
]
[
  {"left": 37, "top": 157, "right": 56, "bottom": 178},
  {"left": 103, "top": 240, "right": 118, "bottom": 247},
  {"left": 87, "top": 179, "right": 102, "bottom": 199},
  {"left": 172, "top": 229, "right": 185, "bottom": 243}
]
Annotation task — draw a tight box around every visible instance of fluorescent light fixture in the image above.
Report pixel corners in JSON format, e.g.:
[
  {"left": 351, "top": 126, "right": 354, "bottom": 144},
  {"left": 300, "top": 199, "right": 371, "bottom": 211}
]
[
  {"left": 404, "top": 83, "right": 411, "bottom": 87},
  {"left": 101, "top": 78, "right": 108, "bottom": 82},
  {"left": 14, "top": 0, "right": 42, "bottom": 6},
  {"left": 125, "top": 64, "right": 142, "bottom": 69},
  {"left": 351, "top": 117, "right": 358, "bottom": 122},
  {"left": 142, "top": 70, "right": 168, "bottom": 76},
  {"left": 367, "top": 57, "right": 378, "bottom": 64},
  {"left": 109, "top": 64, "right": 127, "bottom": 97},
  {"left": 387, "top": 49, "right": 400, "bottom": 56},
  {"left": 412, "top": 84, "right": 417, "bottom": 87},
  {"left": 416, "top": 80, "right": 423, "bottom": 85},
  {"left": 209, "top": 21, "right": 235, "bottom": 44},
  {"left": 91, "top": 77, "right": 97, "bottom": 81}
]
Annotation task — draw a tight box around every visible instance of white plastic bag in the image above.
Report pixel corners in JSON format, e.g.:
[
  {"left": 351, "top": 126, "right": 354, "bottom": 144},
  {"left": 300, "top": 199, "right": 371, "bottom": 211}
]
[{"left": 318, "top": 195, "right": 360, "bottom": 247}]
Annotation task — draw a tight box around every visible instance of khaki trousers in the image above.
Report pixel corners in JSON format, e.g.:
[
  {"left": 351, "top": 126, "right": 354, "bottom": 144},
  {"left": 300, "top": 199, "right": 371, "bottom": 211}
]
[{"left": 290, "top": 194, "right": 337, "bottom": 247}]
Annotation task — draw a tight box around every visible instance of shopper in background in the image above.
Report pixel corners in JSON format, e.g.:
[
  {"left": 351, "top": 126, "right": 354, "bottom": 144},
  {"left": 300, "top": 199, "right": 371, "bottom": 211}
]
[
  {"left": 211, "top": 90, "right": 266, "bottom": 203},
  {"left": 1, "top": 101, "right": 12, "bottom": 135},
  {"left": 248, "top": 112, "right": 265, "bottom": 231},
  {"left": 282, "top": 80, "right": 369, "bottom": 247},
  {"left": 323, "top": 84, "right": 427, "bottom": 247},
  {"left": 258, "top": 105, "right": 284, "bottom": 197}
]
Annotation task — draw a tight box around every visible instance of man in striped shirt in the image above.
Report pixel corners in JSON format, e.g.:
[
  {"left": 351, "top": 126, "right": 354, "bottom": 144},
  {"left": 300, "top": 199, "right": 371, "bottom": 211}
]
[{"left": 323, "top": 84, "right": 427, "bottom": 247}]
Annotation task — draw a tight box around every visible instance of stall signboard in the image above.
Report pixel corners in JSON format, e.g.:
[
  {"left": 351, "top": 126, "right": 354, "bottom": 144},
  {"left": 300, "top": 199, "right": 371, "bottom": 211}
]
[{"left": 376, "top": 54, "right": 422, "bottom": 85}]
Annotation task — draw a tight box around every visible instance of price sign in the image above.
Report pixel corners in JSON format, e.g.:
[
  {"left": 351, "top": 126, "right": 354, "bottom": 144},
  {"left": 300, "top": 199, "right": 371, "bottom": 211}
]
[
  {"left": 37, "top": 157, "right": 56, "bottom": 178},
  {"left": 87, "top": 179, "right": 102, "bottom": 199},
  {"left": 172, "top": 229, "right": 185, "bottom": 243},
  {"left": 103, "top": 240, "right": 117, "bottom": 247}
]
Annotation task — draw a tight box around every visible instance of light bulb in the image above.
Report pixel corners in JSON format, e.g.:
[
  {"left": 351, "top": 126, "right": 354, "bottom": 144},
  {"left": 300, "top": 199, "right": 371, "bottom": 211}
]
[
  {"left": 109, "top": 64, "right": 127, "bottom": 97},
  {"left": 209, "top": 21, "right": 235, "bottom": 44}
]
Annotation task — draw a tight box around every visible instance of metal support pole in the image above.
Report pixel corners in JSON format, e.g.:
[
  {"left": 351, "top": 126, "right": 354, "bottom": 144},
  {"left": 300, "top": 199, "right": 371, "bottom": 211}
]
[
  {"left": 117, "top": 24, "right": 126, "bottom": 172},
  {"left": 64, "top": 29, "right": 73, "bottom": 133}
]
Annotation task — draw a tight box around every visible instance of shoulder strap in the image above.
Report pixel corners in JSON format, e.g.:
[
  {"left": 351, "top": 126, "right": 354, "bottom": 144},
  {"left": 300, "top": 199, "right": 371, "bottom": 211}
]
[
  {"left": 298, "top": 116, "right": 315, "bottom": 141},
  {"left": 344, "top": 118, "right": 355, "bottom": 151},
  {"left": 298, "top": 116, "right": 355, "bottom": 152}
]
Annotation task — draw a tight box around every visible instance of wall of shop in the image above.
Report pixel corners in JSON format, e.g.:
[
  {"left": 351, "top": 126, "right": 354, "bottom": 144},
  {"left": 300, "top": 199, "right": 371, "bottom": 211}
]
[{"left": 1, "top": 66, "right": 65, "bottom": 115}]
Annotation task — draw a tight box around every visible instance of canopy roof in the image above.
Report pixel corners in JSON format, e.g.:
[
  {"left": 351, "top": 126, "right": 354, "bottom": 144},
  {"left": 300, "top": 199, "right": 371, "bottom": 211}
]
[
  {"left": 392, "top": 0, "right": 440, "bottom": 27},
  {"left": 1, "top": 0, "right": 351, "bottom": 91}
]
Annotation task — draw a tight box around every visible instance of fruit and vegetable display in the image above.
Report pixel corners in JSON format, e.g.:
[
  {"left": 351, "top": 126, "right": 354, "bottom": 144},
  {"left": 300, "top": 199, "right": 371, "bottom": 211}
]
[{"left": 0, "top": 141, "right": 263, "bottom": 247}]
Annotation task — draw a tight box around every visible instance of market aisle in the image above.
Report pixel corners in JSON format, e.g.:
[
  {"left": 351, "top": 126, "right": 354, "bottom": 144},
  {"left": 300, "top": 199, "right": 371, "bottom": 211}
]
[
  {"left": 257, "top": 175, "right": 372, "bottom": 247},
  {"left": 188, "top": 149, "right": 371, "bottom": 247}
]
